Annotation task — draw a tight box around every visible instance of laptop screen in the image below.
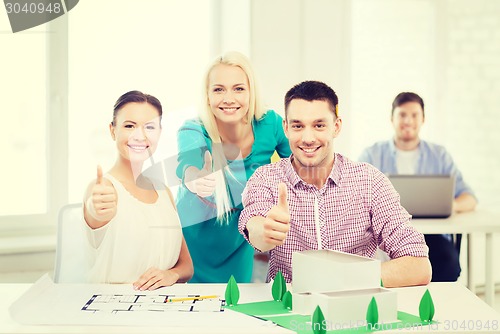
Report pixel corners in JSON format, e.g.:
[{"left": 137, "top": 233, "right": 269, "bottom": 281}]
[{"left": 387, "top": 175, "right": 455, "bottom": 218}]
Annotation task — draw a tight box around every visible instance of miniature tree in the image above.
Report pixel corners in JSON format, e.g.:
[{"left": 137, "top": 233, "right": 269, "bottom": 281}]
[
  {"left": 225, "top": 275, "right": 240, "bottom": 306},
  {"left": 418, "top": 289, "right": 435, "bottom": 322},
  {"left": 272, "top": 270, "right": 287, "bottom": 301},
  {"left": 282, "top": 290, "right": 292, "bottom": 310},
  {"left": 366, "top": 296, "right": 379, "bottom": 329},
  {"left": 312, "top": 305, "right": 326, "bottom": 334}
]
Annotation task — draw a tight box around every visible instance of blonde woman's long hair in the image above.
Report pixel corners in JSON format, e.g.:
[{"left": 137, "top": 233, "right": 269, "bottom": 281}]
[{"left": 200, "top": 51, "right": 265, "bottom": 224}]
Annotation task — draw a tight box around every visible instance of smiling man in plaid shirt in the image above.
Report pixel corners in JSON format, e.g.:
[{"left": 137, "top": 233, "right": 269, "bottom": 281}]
[{"left": 238, "top": 81, "right": 431, "bottom": 288}]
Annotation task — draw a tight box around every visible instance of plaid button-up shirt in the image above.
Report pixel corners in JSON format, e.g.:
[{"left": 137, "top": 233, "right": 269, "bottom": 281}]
[{"left": 239, "top": 153, "right": 428, "bottom": 283}]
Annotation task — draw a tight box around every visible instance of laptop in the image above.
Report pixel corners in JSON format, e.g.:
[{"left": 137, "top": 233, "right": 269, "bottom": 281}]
[{"left": 387, "top": 175, "right": 455, "bottom": 218}]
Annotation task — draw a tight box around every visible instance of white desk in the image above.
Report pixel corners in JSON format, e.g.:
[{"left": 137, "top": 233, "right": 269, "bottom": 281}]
[
  {"left": 411, "top": 209, "right": 500, "bottom": 306},
  {"left": 1, "top": 282, "right": 499, "bottom": 333}
]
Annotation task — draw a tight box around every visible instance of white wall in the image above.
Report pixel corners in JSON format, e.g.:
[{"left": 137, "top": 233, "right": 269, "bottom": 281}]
[
  {"left": 251, "top": 0, "right": 353, "bottom": 153},
  {"left": 1, "top": 0, "right": 499, "bottom": 287}
]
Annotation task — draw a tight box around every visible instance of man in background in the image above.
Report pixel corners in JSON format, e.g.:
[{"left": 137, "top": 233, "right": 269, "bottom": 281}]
[{"left": 359, "top": 92, "right": 477, "bottom": 282}]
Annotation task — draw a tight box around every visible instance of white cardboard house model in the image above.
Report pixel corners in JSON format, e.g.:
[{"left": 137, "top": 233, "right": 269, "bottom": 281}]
[{"left": 291, "top": 250, "right": 398, "bottom": 326}]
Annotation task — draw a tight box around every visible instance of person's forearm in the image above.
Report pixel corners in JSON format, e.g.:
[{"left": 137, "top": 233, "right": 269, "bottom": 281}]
[
  {"left": 171, "top": 239, "right": 193, "bottom": 283},
  {"left": 381, "top": 256, "right": 431, "bottom": 288},
  {"left": 453, "top": 193, "right": 477, "bottom": 213},
  {"left": 246, "top": 216, "right": 276, "bottom": 252},
  {"left": 169, "top": 267, "right": 189, "bottom": 283}
]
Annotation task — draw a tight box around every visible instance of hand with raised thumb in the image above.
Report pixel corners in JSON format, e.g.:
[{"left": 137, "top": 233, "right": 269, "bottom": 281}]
[
  {"left": 184, "top": 151, "right": 216, "bottom": 198},
  {"left": 276, "top": 182, "right": 289, "bottom": 212},
  {"left": 262, "top": 183, "right": 291, "bottom": 246},
  {"left": 85, "top": 165, "right": 117, "bottom": 222}
]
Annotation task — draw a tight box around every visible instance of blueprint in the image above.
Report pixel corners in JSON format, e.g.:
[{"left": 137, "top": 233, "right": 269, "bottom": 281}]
[
  {"left": 8, "top": 274, "right": 271, "bottom": 328},
  {"left": 82, "top": 293, "right": 224, "bottom": 313}
]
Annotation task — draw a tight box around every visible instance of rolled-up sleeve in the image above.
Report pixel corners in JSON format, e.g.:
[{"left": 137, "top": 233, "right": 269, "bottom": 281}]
[
  {"left": 369, "top": 168, "right": 429, "bottom": 259},
  {"left": 176, "top": 120, "right": 209, "bottom": 181},
  {"left": 439, "top": 148, "right": 476, "bottom": 199},
  {"left": 238, "top": 167, "right": 275, "bottom": 245}
]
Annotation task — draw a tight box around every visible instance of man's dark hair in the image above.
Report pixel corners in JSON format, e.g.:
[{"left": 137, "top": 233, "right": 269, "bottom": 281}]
[
  {"left": 284, "top": 81, "right": 338, "bottom": 119},
  {"left": 391, "top": 92, "right": 425, "bottom": 117}
]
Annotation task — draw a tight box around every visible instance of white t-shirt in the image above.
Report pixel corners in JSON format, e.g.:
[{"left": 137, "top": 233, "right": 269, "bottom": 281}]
[
  {"left": 84, "top": 174, "right": 182, "bottom": 283},
  {"left": 395, "top": 148, "right": 419, "bottom": 174}
]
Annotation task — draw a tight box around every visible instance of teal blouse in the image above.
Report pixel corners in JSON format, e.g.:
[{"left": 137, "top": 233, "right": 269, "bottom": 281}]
[{"left": 175, "top": 111, "right": 291, "bottom": 283}]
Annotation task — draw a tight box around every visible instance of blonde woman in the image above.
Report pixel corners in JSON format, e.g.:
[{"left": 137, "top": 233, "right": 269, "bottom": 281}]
[
  {"left": 175, "top": 52, "right": 291, "bottom": 283},
  {"left": 83, "top": 91, "right": 193, "bottom": 289}
]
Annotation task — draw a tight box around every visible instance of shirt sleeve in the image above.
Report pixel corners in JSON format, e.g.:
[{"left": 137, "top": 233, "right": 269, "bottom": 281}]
[
  {"left": 439, "top": 148, "right": 476, "bottom": 199},
  {"left": 176, "top": 120, "right": 210, "bottom": 182},
  {"left": 358, "top": 147, "right": 374, "bottom": 164},
  {"left": 368, "top": 167, "right": 429, "bottom": 259},
  {"left": 83, "top": 215, "right": 111, "bottom": 249},
  {"left": 238, "top": 167, "right": 275, "bottom": 248}
]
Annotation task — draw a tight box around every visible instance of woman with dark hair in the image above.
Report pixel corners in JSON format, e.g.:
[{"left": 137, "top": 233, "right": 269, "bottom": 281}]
[{"left": 83, "top": 90, "right": 193, "bottom": 289}]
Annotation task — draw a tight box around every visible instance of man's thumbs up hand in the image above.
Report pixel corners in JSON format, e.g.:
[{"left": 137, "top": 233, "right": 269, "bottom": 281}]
[
  {"left": 263, "top": 183, "right": 291, "bottom": 246},
  {"left": 276, "top": 182, "right": 289, "bottom": 212}
]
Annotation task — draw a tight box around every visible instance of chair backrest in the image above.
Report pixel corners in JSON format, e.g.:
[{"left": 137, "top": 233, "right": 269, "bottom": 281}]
[{"left": 53, "top": 203, "right": 88, "bottom": 283}]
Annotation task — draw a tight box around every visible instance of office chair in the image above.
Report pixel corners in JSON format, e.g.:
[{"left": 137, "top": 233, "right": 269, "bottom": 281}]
[{"left": 53, "top": 203, "right": 88, "bottom": 283}]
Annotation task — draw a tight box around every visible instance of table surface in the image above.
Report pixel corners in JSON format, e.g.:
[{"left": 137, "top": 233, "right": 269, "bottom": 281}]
[
  {"left": 411, "top": 208, "right": 500, "bottom": 234},
  {"left": 1, "top": 281, "right": 499, "bottom": 333},
  {"left": 401, "top": 208, "right": 500, "bottom": 306}
]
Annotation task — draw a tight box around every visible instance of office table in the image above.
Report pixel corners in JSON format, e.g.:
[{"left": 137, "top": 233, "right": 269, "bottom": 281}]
[
  {"left": 1, "top": 281, "right": 499, "bottom": 333},
  {"left": 411, "top": 209, "right": 500, "bottom": 306}
]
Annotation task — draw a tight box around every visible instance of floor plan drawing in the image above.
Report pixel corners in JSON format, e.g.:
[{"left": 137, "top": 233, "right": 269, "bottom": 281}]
[{"left": 82, "top": 294, "right": 225, "bottom": 313}]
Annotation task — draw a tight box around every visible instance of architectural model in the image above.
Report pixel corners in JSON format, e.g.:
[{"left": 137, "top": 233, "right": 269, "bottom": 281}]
[{"left": 292, "top": 249, "right": 398, "bottom": 326}]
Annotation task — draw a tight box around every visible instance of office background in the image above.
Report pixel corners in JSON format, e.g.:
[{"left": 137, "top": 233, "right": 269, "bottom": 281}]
[{"left": 1, "top": 0, "right": 499, "bottom": 297}]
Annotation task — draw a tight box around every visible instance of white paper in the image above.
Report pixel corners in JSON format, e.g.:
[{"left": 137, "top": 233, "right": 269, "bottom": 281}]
[{"left": 9, "top": 274, "right": 271, "bottom": 328}]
